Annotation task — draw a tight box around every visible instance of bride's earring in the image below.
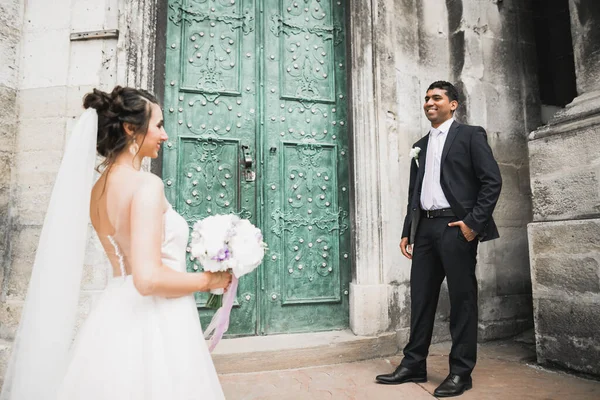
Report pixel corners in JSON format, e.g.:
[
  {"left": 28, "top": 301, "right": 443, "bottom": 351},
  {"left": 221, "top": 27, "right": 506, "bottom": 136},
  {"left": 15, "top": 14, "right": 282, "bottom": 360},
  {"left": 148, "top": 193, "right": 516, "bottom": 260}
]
[{"left": 129, "top": 142, "right": 140, "bottom": 156}]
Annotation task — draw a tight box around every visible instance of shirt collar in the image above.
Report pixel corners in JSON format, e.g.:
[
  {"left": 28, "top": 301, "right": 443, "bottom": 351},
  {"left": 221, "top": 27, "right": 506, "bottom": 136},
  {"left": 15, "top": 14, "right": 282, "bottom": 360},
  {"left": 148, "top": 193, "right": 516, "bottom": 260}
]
[{"left": 430, "top": 117, "right": 455, "bottom": 136}]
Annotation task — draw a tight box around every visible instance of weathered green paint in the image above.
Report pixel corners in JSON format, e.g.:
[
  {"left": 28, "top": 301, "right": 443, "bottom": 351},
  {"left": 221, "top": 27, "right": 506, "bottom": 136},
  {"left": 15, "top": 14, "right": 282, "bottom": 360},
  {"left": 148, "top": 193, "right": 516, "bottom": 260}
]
[{"left": 163, "top": 0, "right": 350, "bottom": 336}]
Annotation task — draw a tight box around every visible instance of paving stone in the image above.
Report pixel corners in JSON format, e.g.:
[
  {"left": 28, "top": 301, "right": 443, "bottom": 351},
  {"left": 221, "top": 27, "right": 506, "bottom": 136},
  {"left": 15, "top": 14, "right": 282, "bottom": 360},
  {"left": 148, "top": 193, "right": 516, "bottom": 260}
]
[{"left": 219, "top": 341, "right": 600, "bottom": 400}]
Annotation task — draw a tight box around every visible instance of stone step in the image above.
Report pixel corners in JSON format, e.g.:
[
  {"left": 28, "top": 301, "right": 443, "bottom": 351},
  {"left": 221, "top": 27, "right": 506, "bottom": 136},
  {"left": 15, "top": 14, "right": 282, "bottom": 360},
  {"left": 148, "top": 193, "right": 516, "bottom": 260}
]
[{"left": 212, "top": 330, "right": 399, "bottom": 374}]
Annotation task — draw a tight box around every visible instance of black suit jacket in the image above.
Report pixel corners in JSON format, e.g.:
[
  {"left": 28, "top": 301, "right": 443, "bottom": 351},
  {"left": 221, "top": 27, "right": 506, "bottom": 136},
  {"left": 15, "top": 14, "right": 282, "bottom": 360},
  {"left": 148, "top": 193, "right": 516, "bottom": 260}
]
[{"left": 401, "top": 121, "right": 502, "bottom": 244}]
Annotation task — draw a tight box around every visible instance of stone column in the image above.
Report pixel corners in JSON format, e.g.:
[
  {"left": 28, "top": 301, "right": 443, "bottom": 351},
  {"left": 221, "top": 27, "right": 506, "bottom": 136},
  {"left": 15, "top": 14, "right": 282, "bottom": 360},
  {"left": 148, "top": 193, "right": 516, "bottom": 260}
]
[
  {"left": 116, "top": 0, "right": 160, "bottom": 173},
  {"left": 569, "top": 0, "right": 600, "bottom": 95},
  {"left": 527, "top": 0, "right": 600, "bottom": 377},
  {"left": 372, "top": 0, "right": 425, "bottom": 344},
  {"left": 347, "top": 0, "right": 389, "bottom": 336},
  {"left": 116, "top": 0, "right": 160, "bottom": 91}
]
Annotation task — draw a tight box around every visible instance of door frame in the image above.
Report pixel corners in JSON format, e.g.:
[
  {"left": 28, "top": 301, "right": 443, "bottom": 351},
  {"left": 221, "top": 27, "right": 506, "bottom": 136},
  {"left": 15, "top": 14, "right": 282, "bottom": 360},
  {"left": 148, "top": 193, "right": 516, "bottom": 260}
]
[{"left": 135, "top": 0, "right": 388, "bottom": 337}]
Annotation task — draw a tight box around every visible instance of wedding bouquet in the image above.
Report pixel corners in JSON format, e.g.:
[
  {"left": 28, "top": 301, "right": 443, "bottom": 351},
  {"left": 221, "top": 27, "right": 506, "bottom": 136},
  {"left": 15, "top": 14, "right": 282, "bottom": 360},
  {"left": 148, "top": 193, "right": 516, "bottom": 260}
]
[
  {"left": 190, "top": 214, "right": 267, "bottom": 351},
  {"left": 190, "top": 214, "right": 267, "bottom": 308}
]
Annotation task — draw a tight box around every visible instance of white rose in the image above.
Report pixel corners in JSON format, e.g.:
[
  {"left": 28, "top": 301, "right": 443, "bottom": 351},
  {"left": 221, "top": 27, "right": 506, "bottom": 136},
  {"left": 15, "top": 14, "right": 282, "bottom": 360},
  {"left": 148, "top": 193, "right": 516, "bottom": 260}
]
[{"left": 409, "top": 146, "right": 421, "bottom": 167}]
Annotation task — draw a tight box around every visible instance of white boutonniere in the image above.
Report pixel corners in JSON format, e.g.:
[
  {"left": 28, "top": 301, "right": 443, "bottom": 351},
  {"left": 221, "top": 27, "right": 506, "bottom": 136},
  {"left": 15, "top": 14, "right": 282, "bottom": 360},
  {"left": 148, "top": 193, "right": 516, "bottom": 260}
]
[{"left": 409, "top": 146, "right": 421, "bottom": 167}]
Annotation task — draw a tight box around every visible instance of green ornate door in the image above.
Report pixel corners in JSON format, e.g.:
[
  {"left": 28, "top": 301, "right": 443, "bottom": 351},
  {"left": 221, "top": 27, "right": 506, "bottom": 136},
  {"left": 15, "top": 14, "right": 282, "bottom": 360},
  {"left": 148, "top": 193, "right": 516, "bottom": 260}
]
[{"left": 163, "top": 0, "right": 350, "bottom": 336}]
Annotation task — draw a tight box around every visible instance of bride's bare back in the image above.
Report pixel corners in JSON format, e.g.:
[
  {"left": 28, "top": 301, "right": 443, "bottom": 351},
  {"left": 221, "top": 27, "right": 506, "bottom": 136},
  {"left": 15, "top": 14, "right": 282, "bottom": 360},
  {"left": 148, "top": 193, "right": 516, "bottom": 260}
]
[
  {"left": 89, "top": 165, "right": 231, "bottom": 298},
  {"left": 84, "top": 87, "right": 230, "bottom": 297},
  {"left": 90, "top": 166, "right": 168, "bottom": 278}
]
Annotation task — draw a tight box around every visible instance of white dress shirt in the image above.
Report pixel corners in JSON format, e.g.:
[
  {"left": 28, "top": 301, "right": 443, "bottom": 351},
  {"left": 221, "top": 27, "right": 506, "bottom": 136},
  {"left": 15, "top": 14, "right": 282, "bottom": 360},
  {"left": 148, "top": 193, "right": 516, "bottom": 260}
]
[{"left": 420, "top": 118, "right": 454, "bottom": 211}]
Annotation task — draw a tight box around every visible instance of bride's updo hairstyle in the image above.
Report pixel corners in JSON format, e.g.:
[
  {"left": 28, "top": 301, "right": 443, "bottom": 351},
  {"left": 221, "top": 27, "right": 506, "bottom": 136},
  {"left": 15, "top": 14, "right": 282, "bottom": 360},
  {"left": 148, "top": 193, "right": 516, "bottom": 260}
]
[{"left": 83, "top": 86, "right": 158, "bottom": 168}]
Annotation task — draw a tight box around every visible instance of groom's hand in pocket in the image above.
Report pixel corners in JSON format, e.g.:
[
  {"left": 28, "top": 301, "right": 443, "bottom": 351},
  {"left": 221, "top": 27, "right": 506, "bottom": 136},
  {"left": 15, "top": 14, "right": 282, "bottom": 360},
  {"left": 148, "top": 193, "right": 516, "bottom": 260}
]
[
  {"left": 399, "top": 237, "right": 413, "bottom": 260},
  {"left": 448, "top": 220, "right": 477, "bottom": 242}
]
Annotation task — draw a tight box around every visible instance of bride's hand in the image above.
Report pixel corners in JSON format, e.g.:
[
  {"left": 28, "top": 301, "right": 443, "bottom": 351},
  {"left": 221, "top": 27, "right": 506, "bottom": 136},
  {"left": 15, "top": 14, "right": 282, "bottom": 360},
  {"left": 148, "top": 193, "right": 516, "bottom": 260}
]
[{"left": 206, "top": 271, "right": 233, "bottom": 290}]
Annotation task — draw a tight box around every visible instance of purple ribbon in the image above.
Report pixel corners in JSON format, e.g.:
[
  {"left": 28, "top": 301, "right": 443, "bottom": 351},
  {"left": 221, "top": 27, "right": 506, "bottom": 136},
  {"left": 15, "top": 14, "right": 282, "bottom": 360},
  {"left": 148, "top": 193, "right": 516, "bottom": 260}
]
[{"left": 204, "top": 275, "right": 239, "bottom": 352}]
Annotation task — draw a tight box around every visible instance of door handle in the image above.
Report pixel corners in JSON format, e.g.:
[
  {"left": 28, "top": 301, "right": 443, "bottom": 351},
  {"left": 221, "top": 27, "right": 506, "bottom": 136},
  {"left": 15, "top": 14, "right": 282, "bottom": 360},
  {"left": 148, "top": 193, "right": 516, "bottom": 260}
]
[
  {"left": 240, "top": 144, "right": 255, "bottom": 182},
  {"left": 241, "top": 145, "right": 253, "bottom": 168}
]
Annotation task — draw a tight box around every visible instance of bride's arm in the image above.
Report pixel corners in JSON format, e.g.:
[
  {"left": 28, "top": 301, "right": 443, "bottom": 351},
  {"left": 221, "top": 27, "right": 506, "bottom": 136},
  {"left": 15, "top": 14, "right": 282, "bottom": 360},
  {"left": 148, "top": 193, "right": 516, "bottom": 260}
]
[{"left": 129, "top": 174, "right": 231, "bottom": 298}]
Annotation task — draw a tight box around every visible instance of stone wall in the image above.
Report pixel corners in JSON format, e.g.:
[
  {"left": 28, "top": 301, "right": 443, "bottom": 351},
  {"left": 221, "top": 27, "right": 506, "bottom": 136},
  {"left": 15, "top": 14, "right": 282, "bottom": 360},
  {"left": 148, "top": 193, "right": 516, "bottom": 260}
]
[
  {"left": 0, "top": 0, "right": 159, "bottom": 387},
  {"left": 0, "top": 0, "right": 120, "bottom": 338},
  {"left": 0, "top": 0, "right": 24, "bottom": 383},
  {"left": 528, "top": 219, "right": 600, "bottom": 376},
  {"left": 364, "top": 0, "right": 536, "bottom": 342},
  {"left": 528, "top": 0, "right": 600, "bottom": 377}
]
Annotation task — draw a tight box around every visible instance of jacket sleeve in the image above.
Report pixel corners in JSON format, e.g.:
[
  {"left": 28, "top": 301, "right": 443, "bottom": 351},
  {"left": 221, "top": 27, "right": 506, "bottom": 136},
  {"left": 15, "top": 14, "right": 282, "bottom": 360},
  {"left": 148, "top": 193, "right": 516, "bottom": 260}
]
[
  {"left": 462, "top": 127, "right": 502, "bottom": 235},
  {"left": 402, "top": 151, "right": 419, "bottom": 238}
]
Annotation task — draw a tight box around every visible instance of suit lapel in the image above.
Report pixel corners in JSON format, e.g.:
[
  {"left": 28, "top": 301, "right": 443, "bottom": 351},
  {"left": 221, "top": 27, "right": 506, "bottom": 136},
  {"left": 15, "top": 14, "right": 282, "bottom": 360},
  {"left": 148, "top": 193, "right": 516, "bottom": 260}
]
[
  {"left": 417, "top": 135, "right": 429, "bottom": 181},
  {"left": 441, "top": 121, "right": 460, "bottom": 165},
  {"left": 412, "top": 133, "right": 430, "bottom": 204}
]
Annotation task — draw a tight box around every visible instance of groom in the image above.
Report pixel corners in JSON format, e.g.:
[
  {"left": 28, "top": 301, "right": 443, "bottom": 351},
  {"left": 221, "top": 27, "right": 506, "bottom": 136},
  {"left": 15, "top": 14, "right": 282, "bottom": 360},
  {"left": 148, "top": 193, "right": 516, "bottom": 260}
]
[{"left": 375, "top": 81, "right": 502, "bottom": 397}]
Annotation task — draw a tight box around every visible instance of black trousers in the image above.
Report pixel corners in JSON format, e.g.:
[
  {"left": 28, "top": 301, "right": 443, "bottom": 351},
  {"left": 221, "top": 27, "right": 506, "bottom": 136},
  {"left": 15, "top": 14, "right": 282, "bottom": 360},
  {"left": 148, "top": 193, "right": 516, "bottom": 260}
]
[{"left": 400, "top": 216, "right": 479, "bottom": 377}]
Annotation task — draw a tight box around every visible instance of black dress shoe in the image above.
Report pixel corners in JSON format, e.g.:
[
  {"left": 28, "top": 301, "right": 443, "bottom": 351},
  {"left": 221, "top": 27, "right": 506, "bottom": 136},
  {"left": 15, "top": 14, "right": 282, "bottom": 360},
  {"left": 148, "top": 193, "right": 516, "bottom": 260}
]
[
  {"left": 375, "top": 365, "right": 427, "bottom": 385},
  {"left": 433, "top": 374, "right": 472, "bottom": 397}
]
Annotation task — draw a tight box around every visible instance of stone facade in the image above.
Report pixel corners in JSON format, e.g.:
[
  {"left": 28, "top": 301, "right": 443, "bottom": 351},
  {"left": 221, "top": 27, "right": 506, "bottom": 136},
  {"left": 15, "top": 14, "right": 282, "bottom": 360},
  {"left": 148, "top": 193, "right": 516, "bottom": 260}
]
[
  {"left": 0, "top": 0, "right": 160, "bottom": 386},
  {"left": 528, "top": 0, "right": 600, "bottom": 377},
  {"left": 349, "top": 0, "right": 535, "bottom": 343}
]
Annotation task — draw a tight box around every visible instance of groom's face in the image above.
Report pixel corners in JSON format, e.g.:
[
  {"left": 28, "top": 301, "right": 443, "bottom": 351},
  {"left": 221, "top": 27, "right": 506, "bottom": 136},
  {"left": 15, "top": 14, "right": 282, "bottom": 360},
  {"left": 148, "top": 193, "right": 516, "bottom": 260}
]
[{"left": 423, "top": 88, "right": 457, "bottom": 125}]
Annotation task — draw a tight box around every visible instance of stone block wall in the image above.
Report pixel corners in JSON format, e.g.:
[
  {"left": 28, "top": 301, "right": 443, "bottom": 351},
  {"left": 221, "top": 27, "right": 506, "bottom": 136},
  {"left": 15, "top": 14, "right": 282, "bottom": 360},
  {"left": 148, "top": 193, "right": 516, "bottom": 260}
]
[
  {"left": 528, "top": 218, "right": 600, "bottom": 375},
  {"left": 0, "top": 0, "right": 128, "bottom": 387},
  {"left": 529, "top": 119, "right": 600, "bottom": 221},
  {"left": 369, "top": 0, "right": 536, "bottom": 342},
  {"left": 0, "top": 0, "right": 23, "bottom": 293},
  {"left": 528, "top": 101, "right": 600, "bottom": 376},
  {"left": 0, "top": 0, "right": 160, "bottom": 387},
  {"left": 3, "top": 0, "right": 120, "bottom": 321},
  {"left": 527, "top": 0, "right": 600, "bottom": 377},
  {"left": 0, "top": 0, "right": 24, "bottom": 382}
]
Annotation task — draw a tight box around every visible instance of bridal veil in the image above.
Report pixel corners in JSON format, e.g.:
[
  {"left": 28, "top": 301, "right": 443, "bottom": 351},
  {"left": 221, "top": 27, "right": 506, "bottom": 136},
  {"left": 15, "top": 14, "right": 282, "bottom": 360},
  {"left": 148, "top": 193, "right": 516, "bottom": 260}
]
[{"left": 0, "top": 109, "right": 98, "bottom": 399}]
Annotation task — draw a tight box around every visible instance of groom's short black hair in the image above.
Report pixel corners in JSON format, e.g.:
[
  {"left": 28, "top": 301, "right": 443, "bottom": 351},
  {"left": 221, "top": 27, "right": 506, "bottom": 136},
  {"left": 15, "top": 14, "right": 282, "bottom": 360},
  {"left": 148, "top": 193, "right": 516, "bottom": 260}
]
[{"left": 427, "top": 81, "right": 459, "bottom": 103}]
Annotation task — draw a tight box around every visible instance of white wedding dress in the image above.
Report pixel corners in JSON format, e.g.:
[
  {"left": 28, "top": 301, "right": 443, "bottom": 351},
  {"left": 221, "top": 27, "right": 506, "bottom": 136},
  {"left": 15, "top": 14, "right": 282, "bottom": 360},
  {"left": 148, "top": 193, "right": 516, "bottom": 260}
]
[
  {"left": 0, "top": 111, "right": 224, "bottom": 399},
  {"left": 56, "top": 203, "right": 225, "bottom": 400}
]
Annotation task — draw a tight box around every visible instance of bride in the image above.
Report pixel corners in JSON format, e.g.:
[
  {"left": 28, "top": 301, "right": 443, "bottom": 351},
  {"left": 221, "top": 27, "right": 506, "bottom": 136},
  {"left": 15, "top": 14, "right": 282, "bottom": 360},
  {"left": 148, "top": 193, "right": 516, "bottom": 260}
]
[{"left": 1, "top": 86, "right": 231, "bottom": 399}]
